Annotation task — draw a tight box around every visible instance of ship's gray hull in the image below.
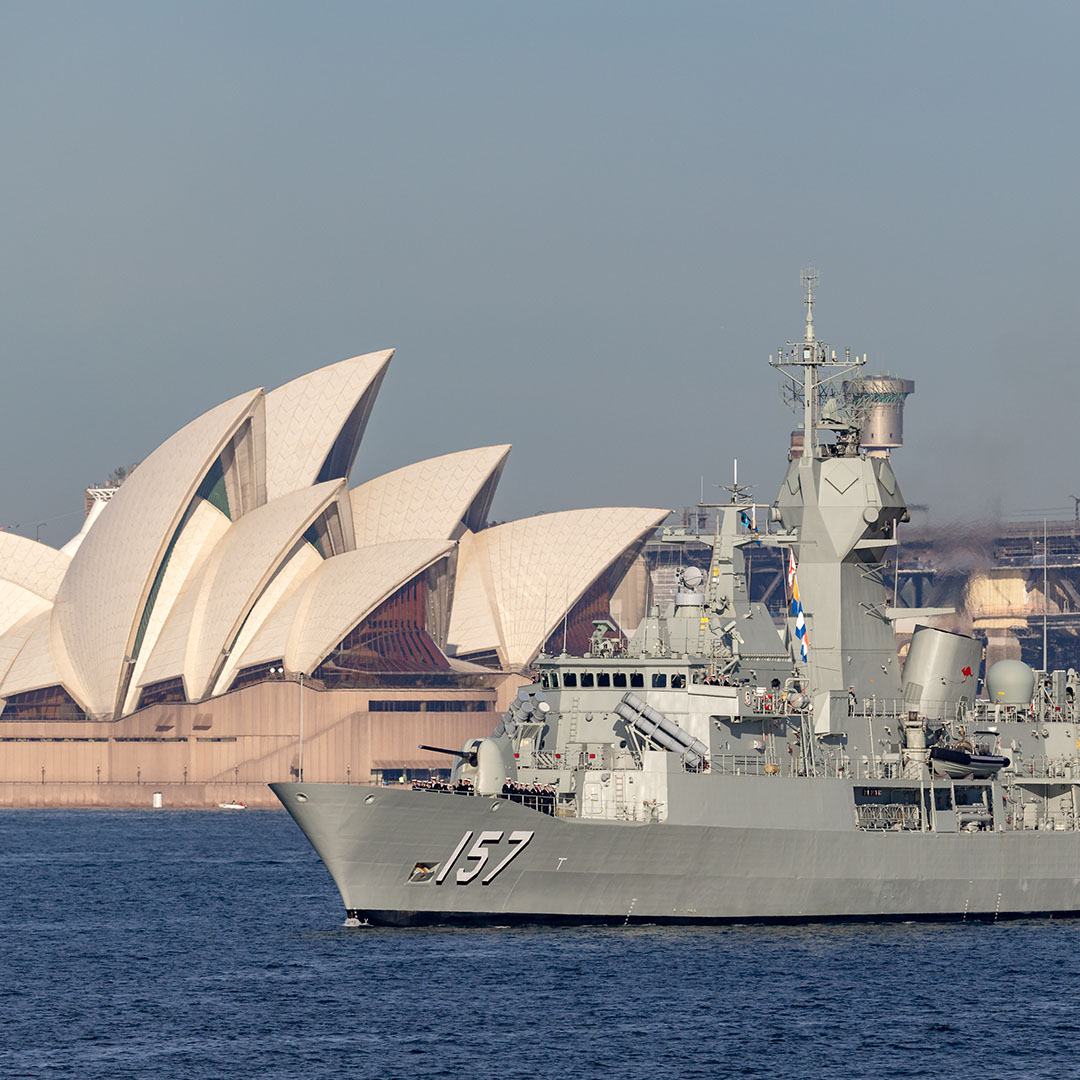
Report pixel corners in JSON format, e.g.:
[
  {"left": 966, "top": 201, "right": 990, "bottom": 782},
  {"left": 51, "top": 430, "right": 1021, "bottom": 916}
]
[{"left": 272, "top": 782, "right": 1080, "bottom": 926}]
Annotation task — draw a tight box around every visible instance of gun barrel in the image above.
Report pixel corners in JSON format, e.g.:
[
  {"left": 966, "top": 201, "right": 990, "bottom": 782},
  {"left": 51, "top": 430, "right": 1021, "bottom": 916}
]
[{"left": 418, "top": 744, "right": 478, "bottom": 767}]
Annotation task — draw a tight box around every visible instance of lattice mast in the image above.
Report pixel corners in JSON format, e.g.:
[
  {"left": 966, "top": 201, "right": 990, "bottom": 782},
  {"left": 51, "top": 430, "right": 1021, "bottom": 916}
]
[{"left": 769, "top": 268, "right": 865, "bottom": 464}]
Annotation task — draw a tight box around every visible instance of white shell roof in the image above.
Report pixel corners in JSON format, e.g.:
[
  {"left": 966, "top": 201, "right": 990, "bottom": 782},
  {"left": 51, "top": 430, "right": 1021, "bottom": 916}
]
[
  {"left": 230, "top": 539, "right": 453, "bottom": 676},
  {"left": 2, "top": 610, "right": 64, "bottom": 699},
  {"left": 211, "top": 543, "right": 323, "bottom": 695},
  {"left": 0, "top": 532, "right": 71, "bottom": 643},
  {"left": 0, "top": 587, "right": 51, "bottom": 646},
  {"left": 288, "top": 540, "right": 454, "bottom": 673},
  {"left": 124, "top": 498, "right": 232, "bottom": 713},
  {"left": 0, "top": 532, "right": 70, "bottom": 601},
  {"left": 349, "top": 445, "right": 510, "bottom": 546},
  {"left": 447, "top": 507, "right": 668, "bottom": 668},
  {"left": 443, "top": 532, "right": 503, "bottom": 659},
  {"left": 59, "top": 498, "right": 107, "bottom": 557},
  {"left": 230, "top": 564, "right": 311, "bottom": 674},
  {"left": 0, "top": 347, "right": 671, "bottom": 715},
  {"left": 142, "top": 480, "right": 350, "bottom": 701},
  {"left": 263, "top": 350, "right": 392, "bottom": 501},
  {"left": 52, "top": 388, "right": 264, "bottom": 718},
  {"left": 0, "top": 613, "right": 48, "bottom": 693}
]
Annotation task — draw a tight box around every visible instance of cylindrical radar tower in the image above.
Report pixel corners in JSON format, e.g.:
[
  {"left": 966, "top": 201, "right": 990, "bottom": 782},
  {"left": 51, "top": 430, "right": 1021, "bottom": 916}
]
[{"left": 844, "top": 374, "right": 915, "bottom": 458}]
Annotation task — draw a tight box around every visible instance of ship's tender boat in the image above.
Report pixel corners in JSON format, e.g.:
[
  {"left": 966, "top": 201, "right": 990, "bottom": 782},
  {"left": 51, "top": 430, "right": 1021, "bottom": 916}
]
[{"left": 929, "top": 746, "right": 1010, "bottom": 779}]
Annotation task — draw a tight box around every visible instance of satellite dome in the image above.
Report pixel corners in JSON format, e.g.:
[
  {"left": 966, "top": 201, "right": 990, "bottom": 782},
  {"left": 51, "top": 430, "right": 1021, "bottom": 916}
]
[{"left": 986, "top": 659, "right": 1035, "bottom": 706}]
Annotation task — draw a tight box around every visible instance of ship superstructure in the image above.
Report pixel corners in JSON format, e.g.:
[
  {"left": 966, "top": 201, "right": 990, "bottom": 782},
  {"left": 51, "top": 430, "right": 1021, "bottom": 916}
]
[{"left": 273, "top": 275, "right": 1080, "bottom": 926}]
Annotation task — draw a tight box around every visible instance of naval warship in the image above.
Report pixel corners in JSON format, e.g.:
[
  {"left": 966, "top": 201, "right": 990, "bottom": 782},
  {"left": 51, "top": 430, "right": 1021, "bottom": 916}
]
[{"left": 273, "top": 273, "right": 1080, "bottom": 925}]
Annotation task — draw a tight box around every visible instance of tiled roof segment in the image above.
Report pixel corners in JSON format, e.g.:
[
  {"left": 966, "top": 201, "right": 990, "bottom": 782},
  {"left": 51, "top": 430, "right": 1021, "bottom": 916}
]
[
  {"left": 349, "top": 445, "right": 510, "bottom": 545},
  {"left": 263, "top": 351, "right": 392, "bottom": 501},
  {"left": 51, "top": 389, "right": 264, "bottom": 718},
  {"left": 447, "top": 507, "right": 668, "bottom": 668}
]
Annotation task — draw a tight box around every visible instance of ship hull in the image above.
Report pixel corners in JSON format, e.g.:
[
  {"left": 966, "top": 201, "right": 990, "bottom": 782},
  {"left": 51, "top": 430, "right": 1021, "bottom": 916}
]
[{"left": 271, "top": 782, "right": 1080, "bottom": 926}]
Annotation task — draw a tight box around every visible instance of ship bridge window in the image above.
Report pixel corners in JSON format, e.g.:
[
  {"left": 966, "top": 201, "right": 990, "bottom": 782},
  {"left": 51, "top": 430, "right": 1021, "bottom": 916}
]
[
  {"left": 550, "top": 672, "right": 559, "bottom": 688},
  {"left": 671, "top": 674, "right": 686, "bottom": 689},
  {"left": 652, "top": 674, "right": 667, "bottom": 688},
  {"left": 580, "top": 673, "right": 594, "bottom": 688},
  {"left": 563, "top": 673, "right": 577, "bottom": 688},
  {"left": 613, "top": 673, "right": 627, "bottom": 689},
  {"left": 596, "top": 673, "right": 610, "bottom": 688},
  {"left": 630, "top": 673, "right": 644, "bottom": 688},
  {"left": 539, "top": 672, "right": 550, "bottom": 689}
]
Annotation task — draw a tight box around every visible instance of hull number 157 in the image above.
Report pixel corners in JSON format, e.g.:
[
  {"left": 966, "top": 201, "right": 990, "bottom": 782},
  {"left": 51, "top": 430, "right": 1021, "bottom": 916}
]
[{"left": 435, "top": 829, "right": 534, "bottom": 886}]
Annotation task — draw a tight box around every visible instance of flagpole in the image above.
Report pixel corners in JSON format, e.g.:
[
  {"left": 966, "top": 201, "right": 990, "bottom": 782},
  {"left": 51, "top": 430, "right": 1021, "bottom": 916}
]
[{"left": 1043, "top": 517, "right": 1048, "bottom": 671}]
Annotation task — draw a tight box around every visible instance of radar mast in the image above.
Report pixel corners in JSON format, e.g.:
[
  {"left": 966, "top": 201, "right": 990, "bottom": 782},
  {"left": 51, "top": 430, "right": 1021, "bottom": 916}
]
[{"left": 770, "top": 268, "right": 865, "bottom": 463}]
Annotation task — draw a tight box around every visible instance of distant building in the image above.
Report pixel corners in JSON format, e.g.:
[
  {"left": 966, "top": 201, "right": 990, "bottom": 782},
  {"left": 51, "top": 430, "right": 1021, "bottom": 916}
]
[{"left": 0, "top": 351, "right": 665, "bottom": 803}]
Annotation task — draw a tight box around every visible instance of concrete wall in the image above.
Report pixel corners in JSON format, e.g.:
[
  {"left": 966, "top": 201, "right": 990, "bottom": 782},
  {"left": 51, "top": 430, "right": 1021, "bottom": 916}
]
[
  {"left": 0, "top": 782, "right": 281, "bottom": 809},
  {"left": 0, "top": 676, "right": 527, "bottom": 807}
]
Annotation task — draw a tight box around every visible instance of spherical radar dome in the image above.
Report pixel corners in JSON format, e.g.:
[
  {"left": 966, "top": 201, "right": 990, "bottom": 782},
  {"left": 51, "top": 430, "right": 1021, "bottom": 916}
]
[{"left": 986, "top": 659, "right": 1035, "bottom": 706}]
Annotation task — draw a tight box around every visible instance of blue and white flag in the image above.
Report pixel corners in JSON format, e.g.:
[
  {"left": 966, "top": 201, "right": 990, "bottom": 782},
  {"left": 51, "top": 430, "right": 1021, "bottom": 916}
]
[{"left": 788, "top": 551, "right": 810, "bottom": 663}]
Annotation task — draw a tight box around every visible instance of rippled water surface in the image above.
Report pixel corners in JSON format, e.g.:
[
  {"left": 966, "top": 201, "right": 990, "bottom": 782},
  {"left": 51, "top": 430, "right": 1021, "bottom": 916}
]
[{"left": 2, "top": 809, "right": 1078, "bottom": 1079}]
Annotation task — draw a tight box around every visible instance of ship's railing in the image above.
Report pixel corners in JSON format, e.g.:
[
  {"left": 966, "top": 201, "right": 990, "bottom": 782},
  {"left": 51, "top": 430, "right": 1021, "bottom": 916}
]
[
  {"left": 708, "top": 754, "right": 778, "bottom": 776},
  {"left": 497, "top": 788, "right": 558, "bottom": 815},
  {"left": 849, "top": 697, "right": 968, "bottom": 721},
  {"left": 848, "top": 698, "right": 908, "bottom": 719},
  {"left": 410, "top": 780, "right": 560, "bottom": 815},
  {"left": 411, "top": 780, "right": 478, "bottom": 795},
  {"left": 614, "top": 802, "right": 663, "bottom": 823},
  {"left": 966, "top": 698, "right": 1077, "bottom": 724},
  {"left": 704, "top": 752, "right": 854, "bottom": 778},
  {"left": 1012, "top": 756, "right": 1080, "bottom": 780},
  {"left": 702, "top": 751, "right": 912, "bottom": 781}
]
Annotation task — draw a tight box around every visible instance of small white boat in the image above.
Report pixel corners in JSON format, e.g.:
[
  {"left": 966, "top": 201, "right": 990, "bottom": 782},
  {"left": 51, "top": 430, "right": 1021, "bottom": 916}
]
[{"left": 218, "top": 800, "right": 246, "bottom": 810}]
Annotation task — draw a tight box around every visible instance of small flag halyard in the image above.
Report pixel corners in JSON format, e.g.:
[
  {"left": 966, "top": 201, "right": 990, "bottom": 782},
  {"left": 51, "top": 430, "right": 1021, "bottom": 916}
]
[
  {"left": 788, "top": 551, "right": 810, "bottom": 663},
  {"left": 739, "top": 509, "right": 761, "bottom": 544}
]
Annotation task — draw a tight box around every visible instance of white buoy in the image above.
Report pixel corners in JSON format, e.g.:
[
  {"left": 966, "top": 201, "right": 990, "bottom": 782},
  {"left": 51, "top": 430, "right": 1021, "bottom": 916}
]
[{"left": 152, "top": 791, "right": 163, "bottom": 809}]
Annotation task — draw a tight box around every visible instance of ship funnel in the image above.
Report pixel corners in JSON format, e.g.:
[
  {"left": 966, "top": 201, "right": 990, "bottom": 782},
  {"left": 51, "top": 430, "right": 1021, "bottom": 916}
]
[
  {"left": 902, "top": 626, "right": 981, "bottom": 721},
  {"left": 843, "top": 374, "right": 915, "bottom": 458}
]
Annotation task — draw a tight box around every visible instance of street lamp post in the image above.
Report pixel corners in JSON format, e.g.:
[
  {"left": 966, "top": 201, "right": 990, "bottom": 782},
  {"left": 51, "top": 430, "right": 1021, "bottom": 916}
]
[
  {"left": 298, "top": 672, "right": 304, "bottom": 782},
  {"left": 270, "top": 665, "right": 304, "bottom": 781}
]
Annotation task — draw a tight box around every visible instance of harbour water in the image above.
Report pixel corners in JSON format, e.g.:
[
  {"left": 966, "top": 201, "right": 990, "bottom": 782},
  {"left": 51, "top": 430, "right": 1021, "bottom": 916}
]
[{"left": 2, "top": 809, "right": 1078, "bottom": 1079}]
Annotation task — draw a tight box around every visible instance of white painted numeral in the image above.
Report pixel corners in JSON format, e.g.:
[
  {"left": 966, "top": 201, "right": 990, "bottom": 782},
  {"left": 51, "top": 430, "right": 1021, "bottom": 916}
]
[
  {"left": 456, "top": 830, "right": 505, "bottom": 884},
  {"left": 435, "top": 828, "right": 536, "bottom": 886},
  {"left": 481, "top": 830, "right": 534, "bottom": 885},
  {"left": 434, "top": 831, "right": 473, "bottom": 884}
]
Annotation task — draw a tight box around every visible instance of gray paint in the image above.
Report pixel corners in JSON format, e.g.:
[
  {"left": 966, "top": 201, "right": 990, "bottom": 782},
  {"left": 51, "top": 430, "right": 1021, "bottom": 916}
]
[{"left": 273, "top": 287, "right": 1080, "bottom": 925}]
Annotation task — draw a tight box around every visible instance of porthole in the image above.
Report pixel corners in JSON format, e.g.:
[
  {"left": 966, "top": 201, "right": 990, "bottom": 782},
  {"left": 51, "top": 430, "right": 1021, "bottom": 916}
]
[
  {"left": 490, "top": 801, "right": 501, "bottom": 812},
  {"left": 295, "top": 793, "right": 308, "bottom": 803},
  {"left": 364, "top": 794, "right": 376, "bottom": 804}
]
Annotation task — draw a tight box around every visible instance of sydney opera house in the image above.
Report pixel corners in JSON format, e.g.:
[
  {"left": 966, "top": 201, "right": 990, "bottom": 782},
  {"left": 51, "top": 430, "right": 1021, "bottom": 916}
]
[{"left": 0, "top": 351, "right": 665, "bottom": 805}]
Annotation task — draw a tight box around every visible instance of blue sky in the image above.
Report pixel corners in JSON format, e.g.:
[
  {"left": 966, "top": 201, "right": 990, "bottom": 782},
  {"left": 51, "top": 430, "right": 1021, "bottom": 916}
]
[{"left": 2, "top": 1, "right": 1077, "bottom": 543}]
